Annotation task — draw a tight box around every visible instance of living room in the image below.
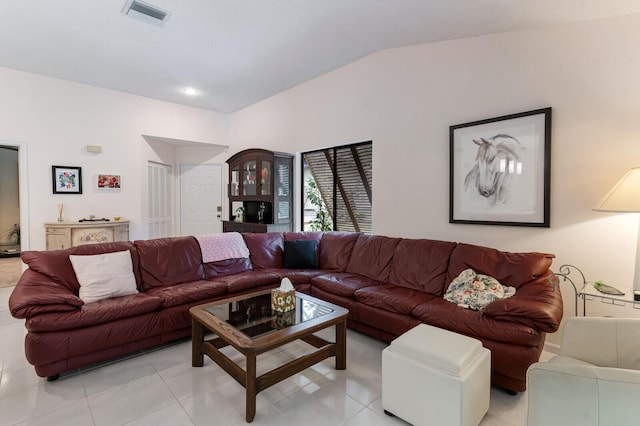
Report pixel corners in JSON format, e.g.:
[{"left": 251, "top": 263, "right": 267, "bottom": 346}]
[{"left": 2, "top": 2, "right": 640, "bottom": 425}]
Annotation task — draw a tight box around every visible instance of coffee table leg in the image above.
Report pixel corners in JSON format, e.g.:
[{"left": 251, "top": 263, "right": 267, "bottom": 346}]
[
  {"left": 246, "top": 353, "right": 257, "bottom": 422},
  {"left": 192, "top": 318, "right": 204, "bottom": 367},
  {"left": 336, "top": 318, "right": 347, "bottom": 370}
]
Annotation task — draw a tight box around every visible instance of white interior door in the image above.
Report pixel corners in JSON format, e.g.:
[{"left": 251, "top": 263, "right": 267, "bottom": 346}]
[
  {"left": 180, "top": 164, "right": 223, "bottom": 235},
  {"left": 148, "top": 161, "right": 173, "bottom": 238}
]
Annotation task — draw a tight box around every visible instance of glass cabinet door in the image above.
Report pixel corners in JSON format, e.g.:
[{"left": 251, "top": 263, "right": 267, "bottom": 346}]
[
  {"left": 260, "top": 160, "right": 272, "bottom": 196},
  {"left": 243, "top": 160, "right": 257, "bottom": 196},
  {"left": 230, "top": 164, "right": 239, "bottom": 197}
]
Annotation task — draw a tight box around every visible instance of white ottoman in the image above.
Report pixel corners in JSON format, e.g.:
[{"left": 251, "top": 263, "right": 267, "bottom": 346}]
[{"left": 382, "top": 324, "right": 491, "bottom": 426}]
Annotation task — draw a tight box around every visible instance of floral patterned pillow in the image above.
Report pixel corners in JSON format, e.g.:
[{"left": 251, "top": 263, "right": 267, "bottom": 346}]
[{"left": 444, "top": 268, "right": 516, "bottom": 310}]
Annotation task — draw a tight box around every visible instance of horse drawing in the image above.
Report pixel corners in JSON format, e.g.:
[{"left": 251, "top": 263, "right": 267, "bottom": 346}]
[{"left": 463, "top": 134, "right": 524, "bottom": 205}]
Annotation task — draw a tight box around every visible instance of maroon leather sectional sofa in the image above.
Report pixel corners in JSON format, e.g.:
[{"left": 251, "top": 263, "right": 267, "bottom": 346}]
[{"left": 9, "top": 231, "right": 563, "bottom": 392}]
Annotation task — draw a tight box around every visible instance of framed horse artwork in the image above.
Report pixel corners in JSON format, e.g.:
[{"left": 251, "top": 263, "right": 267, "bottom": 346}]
[{"left": 449, "top": 107, "right": 551, "bottom": 227}]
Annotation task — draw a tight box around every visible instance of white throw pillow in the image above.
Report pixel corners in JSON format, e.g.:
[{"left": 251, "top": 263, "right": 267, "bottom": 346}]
[{"left": 69, "top": 250, "right": 138, "bottom": 304}]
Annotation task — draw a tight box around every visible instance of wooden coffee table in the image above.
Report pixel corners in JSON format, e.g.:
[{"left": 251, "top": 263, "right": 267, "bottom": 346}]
[{"left": 190, "top": 288, "right": 349, "bottom": 423}]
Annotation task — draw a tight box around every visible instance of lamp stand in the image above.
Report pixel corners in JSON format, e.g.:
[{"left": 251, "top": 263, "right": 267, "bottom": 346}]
[{"left": 635, "top": 215, "right": 640, "bottom": 291}]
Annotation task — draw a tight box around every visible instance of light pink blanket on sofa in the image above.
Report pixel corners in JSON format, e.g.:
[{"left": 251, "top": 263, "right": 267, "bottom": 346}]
[{"left": 195, "top": 232, "right": 250, "bottom": 263}]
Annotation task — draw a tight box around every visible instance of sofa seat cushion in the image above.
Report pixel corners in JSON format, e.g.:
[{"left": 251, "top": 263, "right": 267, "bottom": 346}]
[
  {"left": 216, "top": 270, "right": 280, "bottom": 293},
  {"left": 25, "top": 293, "right": 163, "bottom": 332},
  {"left": 310, "top": 287, "right": 357, "bottom": 313},
  {"left": 352, "top": 302, "right": 422, "bottom": 338},
  {"left": 203, "top": 258, "right": 252, "bottom": 279},
  {"left": 145, "top": 280, "right": 227, "bottom": 308},
  {"left": 388, "top": 238, "right": 457, "bottom": 295},
  {"left": 311, "top": 273, "right": 386, "bottom": 298},
  {"left": 353, "top": 285, "right": 436, "bottom": 315},
  {"left": 135, "top": 237, "right": 205, "bottom": 291},
  {"left": 346, "top": 235, "right": 402, "bottom": 282},
  {"left": 411, "top": 298, "right": 542, "bottom": 347},
  {"left": 264, "top": 268, "right": 334, "bottom": 285},
  {"left": 446, "top": 243, "right": 554, "bottom": 289}
]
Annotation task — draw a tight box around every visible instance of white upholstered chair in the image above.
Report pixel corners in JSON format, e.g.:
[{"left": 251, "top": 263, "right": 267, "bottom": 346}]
[{"left": 526, "top": 317, "right": 640, "bottom": 426}]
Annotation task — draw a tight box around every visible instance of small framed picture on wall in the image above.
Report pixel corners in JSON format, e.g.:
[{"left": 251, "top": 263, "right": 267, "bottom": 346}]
[
  {"left": 97, "top": 174, "right": 121, "bottom": 189},
  {"left": 52, "top": 165, "right": 83, "bottom": 194}
]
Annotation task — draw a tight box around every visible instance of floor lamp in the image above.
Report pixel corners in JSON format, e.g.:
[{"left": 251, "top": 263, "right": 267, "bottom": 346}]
[{"left": 593, "top": 167, "right": 640, "bottom": 292}]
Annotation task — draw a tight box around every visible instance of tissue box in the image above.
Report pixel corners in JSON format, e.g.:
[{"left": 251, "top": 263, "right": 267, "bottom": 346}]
[{"left": 271, "top": 289, "right": 296, "bottom": 313}]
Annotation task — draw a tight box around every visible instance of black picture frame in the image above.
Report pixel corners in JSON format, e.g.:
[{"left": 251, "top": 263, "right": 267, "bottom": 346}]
[
  {"left": 52, "top": 165, "right": 83, "bottom": 194},
  {"left": 449, "top": 107, "right": 551, "bottom": 227}
]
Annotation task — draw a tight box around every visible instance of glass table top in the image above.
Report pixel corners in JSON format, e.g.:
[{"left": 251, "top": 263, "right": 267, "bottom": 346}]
[{"left": 204, "top": 292, "right": 334, "bottom": 339}]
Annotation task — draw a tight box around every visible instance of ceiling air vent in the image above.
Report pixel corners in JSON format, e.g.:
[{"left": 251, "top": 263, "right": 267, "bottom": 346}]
[{"left": 122, "top": 0, "right": 171, "bottom": 26}]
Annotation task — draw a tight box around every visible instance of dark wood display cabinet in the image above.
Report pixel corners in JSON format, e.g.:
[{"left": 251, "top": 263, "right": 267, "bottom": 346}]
[{"left": 223, "top": 148, "right": 293, "bottom": 233}]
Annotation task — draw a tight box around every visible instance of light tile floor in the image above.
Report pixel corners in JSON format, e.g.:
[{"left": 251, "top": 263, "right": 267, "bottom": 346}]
[
  {"left": 0, "top": 257, "right": 22, "bottom": 288},
  {"left": 0, "top": 285, "right": 541, "bottom": 425}
]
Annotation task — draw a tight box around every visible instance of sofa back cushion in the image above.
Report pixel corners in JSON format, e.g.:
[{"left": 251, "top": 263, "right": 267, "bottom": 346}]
[
  {"left": 135, "top": 236, "right": 204, "bottom": 290},
  {"left": 203, "top": 258, "right": 252, "bottom": 279},
  {"left": 446, "top": 243, "right": 554, "bottom": 289},
  {"left": 242, "top": 232, "right": 284, "bottom": 269},
  {"left": 346, "top": 234, "right": 402, "bottom": 282},
  {"left": 284, "top": 231, "right": 324, "bottom": 243},
  {"left": 389, "top": 238, "right": 457, "bottom": 296},
  {"left": 318, "top": 232, "right": 360, "bottom": 271},
  {"left": 21, "top": 241, "right": 139, "bottom": 294}
]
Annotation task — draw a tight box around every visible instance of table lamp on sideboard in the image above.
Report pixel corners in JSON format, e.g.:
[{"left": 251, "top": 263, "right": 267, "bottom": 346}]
[{"left": 593, "top": 167, "right": 640, "bottom": 291}]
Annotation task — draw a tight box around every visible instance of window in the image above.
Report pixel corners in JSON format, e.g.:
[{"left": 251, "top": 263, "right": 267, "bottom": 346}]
[{"left": 301, "top": 141, "right": 372, "bottom": 233}]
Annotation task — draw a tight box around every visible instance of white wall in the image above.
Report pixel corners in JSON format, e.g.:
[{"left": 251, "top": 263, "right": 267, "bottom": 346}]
[
  {"left": 0, "top": 67, "right": 229, "bottom": 250},
  {"left": 230, "top": 14, "right": 640, "bottom": 343}
]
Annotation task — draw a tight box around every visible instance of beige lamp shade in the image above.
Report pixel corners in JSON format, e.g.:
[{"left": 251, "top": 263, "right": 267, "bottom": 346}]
[{"left": 594, "top": 167, "right": 640, "bottom": 212}]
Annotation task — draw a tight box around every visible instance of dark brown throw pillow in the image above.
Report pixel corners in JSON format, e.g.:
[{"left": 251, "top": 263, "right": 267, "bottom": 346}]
[{"left": 283, "top": 240, "right": 317, "bottom": 269}]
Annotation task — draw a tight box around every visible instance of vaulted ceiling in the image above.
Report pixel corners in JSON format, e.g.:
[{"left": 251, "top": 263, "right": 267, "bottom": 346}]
[{"left": 2, "top": 0, "right": 640, "bottom": 113}]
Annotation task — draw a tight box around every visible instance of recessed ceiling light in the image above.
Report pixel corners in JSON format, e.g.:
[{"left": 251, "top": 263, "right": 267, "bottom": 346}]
[{"left": 183, "top": 87, "right": 200, "bottom": 96}]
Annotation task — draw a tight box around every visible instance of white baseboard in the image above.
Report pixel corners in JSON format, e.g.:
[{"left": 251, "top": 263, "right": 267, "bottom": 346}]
[{"left": 543, "top": 341, "right": 560, "bottom": 355}]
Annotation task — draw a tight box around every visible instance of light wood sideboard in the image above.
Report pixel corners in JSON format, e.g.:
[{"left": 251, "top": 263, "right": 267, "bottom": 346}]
[{"left": 45, "top": 221, "right": 130, "bottom": 251}]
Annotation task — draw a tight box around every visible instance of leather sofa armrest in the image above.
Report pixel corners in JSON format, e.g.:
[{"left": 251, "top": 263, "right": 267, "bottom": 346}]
[
  {"left": 9, "top": 269, "right": 83, "bottom": 319},
  {"left": 482, "top": 274, "right": 563, "bottom": 333}
]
